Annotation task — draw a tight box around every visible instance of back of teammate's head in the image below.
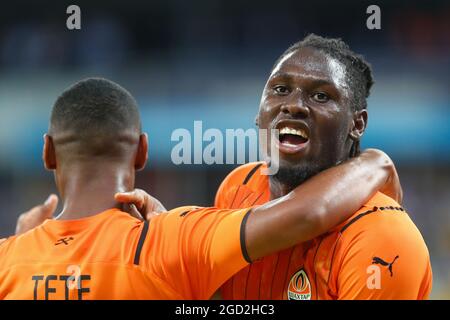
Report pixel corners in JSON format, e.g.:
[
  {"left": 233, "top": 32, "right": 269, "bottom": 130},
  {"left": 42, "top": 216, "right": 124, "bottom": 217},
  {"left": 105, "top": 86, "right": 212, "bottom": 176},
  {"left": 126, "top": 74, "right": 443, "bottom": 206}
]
[{"left": 44, "top": 77, "right": 148, "bottom": 170}]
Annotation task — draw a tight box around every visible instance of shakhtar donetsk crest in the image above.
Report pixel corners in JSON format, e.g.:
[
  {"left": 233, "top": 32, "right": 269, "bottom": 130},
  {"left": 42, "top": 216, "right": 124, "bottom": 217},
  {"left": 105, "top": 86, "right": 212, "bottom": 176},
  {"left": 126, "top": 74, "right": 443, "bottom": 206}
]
[{"left": 287, "top": 269, "right": 312, "bottom": 300}]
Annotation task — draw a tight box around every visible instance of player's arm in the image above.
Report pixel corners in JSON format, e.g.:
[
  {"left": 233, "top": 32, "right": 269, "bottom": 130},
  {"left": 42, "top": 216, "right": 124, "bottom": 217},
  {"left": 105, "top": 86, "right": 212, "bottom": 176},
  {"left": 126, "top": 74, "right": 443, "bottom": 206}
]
[
  {"left": 245, "top": 149, "right": 400, "bottom": 261},
  {"left": 122, "top": 148, "right": 400, "bottom": 264},
  {"left": 127, "top": 149, "right": 400, "bottom": 299},
  {"left": 116, "top": 149, "right": 401, "bottom": 262}
]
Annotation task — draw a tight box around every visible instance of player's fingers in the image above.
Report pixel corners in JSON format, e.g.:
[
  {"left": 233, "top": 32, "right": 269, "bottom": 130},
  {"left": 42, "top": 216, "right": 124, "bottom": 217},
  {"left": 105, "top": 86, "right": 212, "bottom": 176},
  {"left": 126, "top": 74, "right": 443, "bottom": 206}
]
[
  {"left": 114, "top": 191, "right": 145, "bottom": 210},
  {"left": 115, "top": 189, "right": 166, "bottom": 220},
  {"left": 123, "top": 203, "right": 145, "bottom": 221},
  {"left": 41, "top": 194, "right": 59, "bottom": 219}
]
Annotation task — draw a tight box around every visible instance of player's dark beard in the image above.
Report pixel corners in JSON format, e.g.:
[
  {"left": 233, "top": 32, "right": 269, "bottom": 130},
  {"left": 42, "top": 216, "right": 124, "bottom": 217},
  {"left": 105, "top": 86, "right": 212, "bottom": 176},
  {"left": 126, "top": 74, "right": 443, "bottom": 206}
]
[
  {"left": 267, "top": 138, "right": 355, "bottom": 197},
  {"left": 269, "top": 161, "right": 326, "bottom": 196}
]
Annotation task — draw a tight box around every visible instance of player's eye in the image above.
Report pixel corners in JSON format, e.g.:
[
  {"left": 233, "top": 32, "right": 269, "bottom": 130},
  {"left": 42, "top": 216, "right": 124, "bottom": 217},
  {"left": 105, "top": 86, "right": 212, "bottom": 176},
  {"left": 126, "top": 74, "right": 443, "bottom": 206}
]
[
  {"left": 273, "top": 85, "right": 290, "bottom": 95},
  {"left": 311, "top": 92, "right": 330, "bottom": 103}
]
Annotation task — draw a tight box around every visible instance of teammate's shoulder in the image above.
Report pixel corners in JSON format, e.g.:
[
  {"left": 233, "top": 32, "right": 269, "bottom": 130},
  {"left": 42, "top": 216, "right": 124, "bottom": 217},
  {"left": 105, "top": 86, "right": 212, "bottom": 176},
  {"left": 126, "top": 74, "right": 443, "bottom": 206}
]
[
  {"left": 0, "top": 223, "right": 51, "bottom": 252},
  {"left": 0, "top": 235, "right": 16, "bottom": 249},
  {"left": 222, "top": 162, "right": 268, "bottom": 187},
  {"left": 0, "top": 234, "right": 20, "bottom": 267}
]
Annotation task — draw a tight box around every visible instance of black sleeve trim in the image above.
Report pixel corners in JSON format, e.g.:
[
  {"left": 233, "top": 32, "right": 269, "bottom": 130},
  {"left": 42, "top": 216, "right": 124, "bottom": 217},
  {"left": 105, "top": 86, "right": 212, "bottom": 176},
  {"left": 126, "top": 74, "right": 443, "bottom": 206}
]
[
  {"left": 340, "top": 208, "right": 378, "bottom": 233},
  {"left": 179, "top": 210, "right": 190, "bottom": 217},
  {"left": 134, "top": 221, "right": 149, "bottom": 265},
  {"left": 339, "top": 206, "right": 405, "bottom": 234},
  {"left": 243, "top": 163, "right": 263, "bottom": 185},
  {"left": 240, "top": 209, "right": 253, "bottom": 263}
]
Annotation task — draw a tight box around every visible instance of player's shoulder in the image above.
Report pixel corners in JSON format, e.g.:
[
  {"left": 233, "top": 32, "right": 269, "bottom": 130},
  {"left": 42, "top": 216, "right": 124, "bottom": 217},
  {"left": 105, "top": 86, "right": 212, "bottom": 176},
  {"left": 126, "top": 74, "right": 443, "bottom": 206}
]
[
  {"left": 164, "top": 205, "right": 203, "bottom": 216},
  {"left": 340, "top": 192, "right": 407, "bottom": 231},
  {"left": 0, "top": 230, "right": 47, "bottom": 271},
  {"left": 0, "top": 227, "right": 38, "bottom": 251},
  {"left": 330, "top": 192, "right": 431, "bottom": 297},
  {"left": 163, "top": 205, "right": 248, "bottom": 218},
  {"left": 154, "top": 206, "right": 220, "bottom": 224},
  {"left": 222, "top": 162, "right": 267, "bottom": 186},
  {"left": 0, "top": 233, "right": 29, "bottom": 269},
  {"left": 0, "top": 235, "right": 16, "bottom": 252},
  {"left": 337, "top": 192, "right": 428, "bottom": 252},
  {"left": 218, "top": 162, "right": 269, "bottom": 195},
  {"left": 215, "top": 162, "right": 270, "bottom": 208}
]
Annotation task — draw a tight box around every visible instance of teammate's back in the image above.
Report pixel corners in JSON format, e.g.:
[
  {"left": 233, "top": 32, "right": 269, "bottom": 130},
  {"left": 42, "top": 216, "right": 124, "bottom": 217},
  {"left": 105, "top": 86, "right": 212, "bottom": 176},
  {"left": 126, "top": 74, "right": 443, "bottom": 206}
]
[
  {"left": 0, "top": 209, "right": 161, "bottom": 299},
  {"left": 0, "top": 206, "right": 251, "bottom": 300}
]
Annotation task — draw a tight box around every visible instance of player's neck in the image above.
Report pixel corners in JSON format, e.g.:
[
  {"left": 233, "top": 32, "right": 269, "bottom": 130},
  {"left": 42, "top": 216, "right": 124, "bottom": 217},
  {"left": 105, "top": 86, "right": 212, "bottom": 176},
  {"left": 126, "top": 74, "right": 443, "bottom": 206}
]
[
  {"left": 56, "top": 163, "right": 135, "bottom": 220},
  {"left": 269, "top": 179, "right": 292, "bottom": 200}
]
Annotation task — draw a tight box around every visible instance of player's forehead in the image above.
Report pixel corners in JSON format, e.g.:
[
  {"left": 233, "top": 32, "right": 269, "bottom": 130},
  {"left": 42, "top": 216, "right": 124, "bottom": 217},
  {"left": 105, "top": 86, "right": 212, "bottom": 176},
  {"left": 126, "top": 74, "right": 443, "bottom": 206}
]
[{"left": 269, "top": 47, "right": 350, "bottom": 93}]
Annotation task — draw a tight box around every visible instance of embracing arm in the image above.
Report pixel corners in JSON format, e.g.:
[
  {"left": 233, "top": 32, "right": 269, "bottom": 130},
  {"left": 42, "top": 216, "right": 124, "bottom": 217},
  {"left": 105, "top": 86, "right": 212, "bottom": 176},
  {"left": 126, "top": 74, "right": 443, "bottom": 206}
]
[
  {"left": 245, "top": 149, "right": 400, "bottom": 261},
  {"left": 110, "top": 149, "right": 401, "bottom": 264}
]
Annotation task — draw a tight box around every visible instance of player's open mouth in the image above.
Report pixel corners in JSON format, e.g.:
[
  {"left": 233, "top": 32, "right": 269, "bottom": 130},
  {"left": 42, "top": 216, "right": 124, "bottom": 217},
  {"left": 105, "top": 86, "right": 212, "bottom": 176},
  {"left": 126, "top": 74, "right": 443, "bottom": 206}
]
[{"left": 274, "top": 121, "right": 310, "bottom": 154}]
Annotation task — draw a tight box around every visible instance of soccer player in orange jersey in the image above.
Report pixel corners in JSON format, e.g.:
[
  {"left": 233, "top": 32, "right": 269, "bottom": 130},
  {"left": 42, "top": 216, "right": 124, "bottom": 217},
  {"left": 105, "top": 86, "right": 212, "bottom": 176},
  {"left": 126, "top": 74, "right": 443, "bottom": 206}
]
[
  {"left": 0, "top": 77, "right": 399, "bottom": 300},
  {"left": 214, "top": 34, "right": 432, "bottom": 300}
]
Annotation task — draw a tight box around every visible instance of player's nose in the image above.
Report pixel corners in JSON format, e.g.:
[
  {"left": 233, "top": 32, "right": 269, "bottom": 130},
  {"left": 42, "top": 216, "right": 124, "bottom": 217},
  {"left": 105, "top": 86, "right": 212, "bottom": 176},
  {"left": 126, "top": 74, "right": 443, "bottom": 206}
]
[{"left": 280, "top": 92, "right": 309, "bottom": 118}]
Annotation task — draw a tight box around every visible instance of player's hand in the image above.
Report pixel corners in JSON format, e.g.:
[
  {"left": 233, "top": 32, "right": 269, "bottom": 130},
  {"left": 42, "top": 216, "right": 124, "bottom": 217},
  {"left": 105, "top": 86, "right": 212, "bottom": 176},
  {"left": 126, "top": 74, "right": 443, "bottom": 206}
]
[
  {"left": 114, "top": 189, "right": 167, "bottom": 221},
  {"left": 361, "top": 149, "right": 403, "bottom": 204},
  {"left": 15, "top": 194, "right": 59, "bottom": 235}
]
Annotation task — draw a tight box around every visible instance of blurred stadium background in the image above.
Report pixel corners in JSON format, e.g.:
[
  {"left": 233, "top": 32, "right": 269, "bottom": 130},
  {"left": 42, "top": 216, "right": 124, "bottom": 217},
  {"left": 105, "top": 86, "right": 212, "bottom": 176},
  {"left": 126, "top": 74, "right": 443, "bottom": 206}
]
[{"left": 0, "top": 0, "right": 448, "bottom": 299}]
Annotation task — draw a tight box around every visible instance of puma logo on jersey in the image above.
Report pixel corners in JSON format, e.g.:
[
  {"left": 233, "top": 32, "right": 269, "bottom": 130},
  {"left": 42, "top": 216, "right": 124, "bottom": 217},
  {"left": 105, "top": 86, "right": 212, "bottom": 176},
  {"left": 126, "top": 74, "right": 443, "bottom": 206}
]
[{"left": 372, "top": 255, "right": 399, "bottom": 277}]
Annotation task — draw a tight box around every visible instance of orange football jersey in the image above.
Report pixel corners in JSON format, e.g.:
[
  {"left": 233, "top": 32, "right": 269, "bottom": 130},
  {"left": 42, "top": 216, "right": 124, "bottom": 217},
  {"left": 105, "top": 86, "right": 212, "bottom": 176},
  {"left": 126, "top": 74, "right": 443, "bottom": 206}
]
[
  {"left": 0, "top": 206, "right": 251, "bottom": 300},
  {"left": 215, "top": 162, "right": 432, "bottom": 300}
]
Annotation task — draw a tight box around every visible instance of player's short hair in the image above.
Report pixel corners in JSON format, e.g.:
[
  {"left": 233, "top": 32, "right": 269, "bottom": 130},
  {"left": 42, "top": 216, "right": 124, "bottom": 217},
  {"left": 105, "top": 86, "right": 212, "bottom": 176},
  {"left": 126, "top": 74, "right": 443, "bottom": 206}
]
[
  {"left": 49, "top": 77, "right": 141, "bottom": 158},
  {"left": 272, "top": 33, "right": 374, "bottom": 112}
]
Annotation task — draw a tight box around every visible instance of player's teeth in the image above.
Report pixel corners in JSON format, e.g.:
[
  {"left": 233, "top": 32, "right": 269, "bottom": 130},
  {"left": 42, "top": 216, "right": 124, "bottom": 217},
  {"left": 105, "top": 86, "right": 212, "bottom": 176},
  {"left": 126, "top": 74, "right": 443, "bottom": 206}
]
[{"left": 279, "top": 127, "right": 308, "bottom": 139}]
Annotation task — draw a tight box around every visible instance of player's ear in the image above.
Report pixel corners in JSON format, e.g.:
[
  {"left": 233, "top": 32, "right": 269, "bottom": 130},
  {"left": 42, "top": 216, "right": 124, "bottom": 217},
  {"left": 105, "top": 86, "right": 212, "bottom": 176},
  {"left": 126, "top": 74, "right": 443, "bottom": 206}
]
[
  {"left": 135, "top": 133, "right": 148, "bottom": 171},
  {"left": 43, "top": 134, "right": 57, "bottom": 170},
  {"left": 349, "top": 109, "right": 368, "bottom": 141}
]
